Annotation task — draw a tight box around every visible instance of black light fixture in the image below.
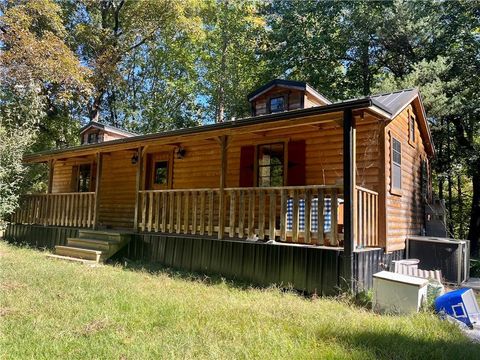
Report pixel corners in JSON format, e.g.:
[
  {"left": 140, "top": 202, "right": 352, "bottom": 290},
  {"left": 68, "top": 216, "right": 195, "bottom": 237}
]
[
  {"left": 175, "top": 146, "right": 186, "bottom": 159},
  {"left": 131, "top": 152, "right": 139, "bottom": 165}
]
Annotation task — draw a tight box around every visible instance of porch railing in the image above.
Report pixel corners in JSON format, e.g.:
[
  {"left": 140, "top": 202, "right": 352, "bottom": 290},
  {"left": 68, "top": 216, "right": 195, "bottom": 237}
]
[
  {"left": 11, "top": 192, "right": 96, "bottom": 228},
  {"left": 138, "top": 185, "right": 345, "bottom": 246},
  {"left": 355, "top": 186, "right": 379, "bottom": 248}
]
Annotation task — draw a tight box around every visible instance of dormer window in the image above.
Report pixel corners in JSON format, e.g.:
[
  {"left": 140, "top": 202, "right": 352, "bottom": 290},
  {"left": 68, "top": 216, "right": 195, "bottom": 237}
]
[
  {"left": 87, "top": 132, "right": 99, "bottom": 144},
  {"left": 269, "top": 96, "right": 285, "bottom": 113},
  {"left": 248, "top": 79, "right": 331, "bottom": 117}
]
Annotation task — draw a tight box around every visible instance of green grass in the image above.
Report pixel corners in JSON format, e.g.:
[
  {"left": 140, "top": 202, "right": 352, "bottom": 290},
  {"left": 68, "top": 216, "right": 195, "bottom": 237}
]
[{"left": 1, "top": 242, "right": 479, "bottom": 360}]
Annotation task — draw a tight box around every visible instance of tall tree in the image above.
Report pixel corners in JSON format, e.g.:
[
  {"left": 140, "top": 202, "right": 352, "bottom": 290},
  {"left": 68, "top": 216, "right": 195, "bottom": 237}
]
[
  {"left": 0, "top": 0, "right": 89, "bottom": 218},
  {"left": 67, "top": 0, "right": 204, "bottom": 130},
  {"left": 201, "top": 0, "right": 267, "bottom": 122}
]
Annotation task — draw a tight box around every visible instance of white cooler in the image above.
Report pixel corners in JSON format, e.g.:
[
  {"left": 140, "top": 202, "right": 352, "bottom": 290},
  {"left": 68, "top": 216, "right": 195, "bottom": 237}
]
[{"left": 373, "top": 271, "right": 429, "bottom": 314}]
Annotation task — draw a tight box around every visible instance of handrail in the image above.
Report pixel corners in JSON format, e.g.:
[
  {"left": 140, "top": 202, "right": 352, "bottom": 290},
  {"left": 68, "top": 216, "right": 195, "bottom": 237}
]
[
  {"left": 12, "top": 192, "right": 96, "bottom": 228},
  {"left": 139, "top": 185, "right": 343, "bottom": 193},
  {"left": 138, "top": 186, "right": 345, "bottom": 246}
]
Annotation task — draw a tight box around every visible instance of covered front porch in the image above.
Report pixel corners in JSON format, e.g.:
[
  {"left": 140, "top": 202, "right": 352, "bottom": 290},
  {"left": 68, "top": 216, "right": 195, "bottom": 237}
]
[{"left": 12, "top": 105, "right": 382, "bottom": 252}]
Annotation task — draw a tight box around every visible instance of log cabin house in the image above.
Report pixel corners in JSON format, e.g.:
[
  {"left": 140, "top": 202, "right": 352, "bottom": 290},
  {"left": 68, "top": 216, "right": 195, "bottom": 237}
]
[{"left": 5, "top": 79, "right": 435, "bottom": 294}]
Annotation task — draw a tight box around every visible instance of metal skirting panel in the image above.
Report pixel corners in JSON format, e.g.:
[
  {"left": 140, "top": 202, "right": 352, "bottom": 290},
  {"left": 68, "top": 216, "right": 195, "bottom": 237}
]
[
  {"left": 3, "top": 224, "right": 79, "bottom": 249},
  {"left": 352, "top": 249, "right": 405, "bottom": 291},
  {"left": 117, "top": 234, "right": 343, "bottom": 295},
  {"left": 3, "top": 224, "right": 403, "bottom": 295}
]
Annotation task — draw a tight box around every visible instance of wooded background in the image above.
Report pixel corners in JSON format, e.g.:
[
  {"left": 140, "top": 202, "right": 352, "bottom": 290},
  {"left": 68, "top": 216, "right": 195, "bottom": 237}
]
[{"left": 1, "top": 0, "right": 479, "bottom": 254}]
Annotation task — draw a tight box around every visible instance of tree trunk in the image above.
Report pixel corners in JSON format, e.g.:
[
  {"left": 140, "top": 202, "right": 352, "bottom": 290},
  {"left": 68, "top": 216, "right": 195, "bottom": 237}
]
[{"left": 468, "top": 170, "right": 480, "bottom": 257}]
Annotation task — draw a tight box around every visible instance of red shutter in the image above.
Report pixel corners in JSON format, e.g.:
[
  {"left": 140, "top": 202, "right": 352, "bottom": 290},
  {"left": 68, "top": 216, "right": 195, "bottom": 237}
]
[
  {"left": 287, "top": 140, "right": 306, "bottom": 186},
  {"left": 239, "top": 145, "right": 255, "bottom": 187}
]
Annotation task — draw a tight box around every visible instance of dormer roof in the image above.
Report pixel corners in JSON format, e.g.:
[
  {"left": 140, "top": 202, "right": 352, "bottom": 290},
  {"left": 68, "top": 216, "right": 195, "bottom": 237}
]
[
  {"left": 247, "top": 79, "right": 331, "bottom": 105},
  {"left": 79, "top": 121, "right": 137, "bottom": 137}
]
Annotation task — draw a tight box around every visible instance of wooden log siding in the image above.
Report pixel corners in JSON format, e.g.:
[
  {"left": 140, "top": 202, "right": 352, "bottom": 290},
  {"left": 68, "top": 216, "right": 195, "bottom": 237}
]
[
  {"left": 11, "top": 193, "right": 95, "bottom": 228},
  {"left": 138, "top": 185, "right": 347, "bottom": 245},
  {"left": 355, "top": 186, "right": 379, "bottom": 248}
]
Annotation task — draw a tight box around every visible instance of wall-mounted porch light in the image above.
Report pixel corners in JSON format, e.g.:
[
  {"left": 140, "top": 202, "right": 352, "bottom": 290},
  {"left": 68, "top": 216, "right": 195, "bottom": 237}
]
[
  {"left": 175, "top": 146, "right": 186, "bottom": 159},
  {"left": 131, "top": 152, "right": 139, "bottom": 165}
]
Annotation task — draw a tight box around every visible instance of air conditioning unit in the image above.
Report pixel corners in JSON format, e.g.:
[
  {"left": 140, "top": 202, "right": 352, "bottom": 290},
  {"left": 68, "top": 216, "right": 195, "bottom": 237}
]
[{"left": 407, "top": 236, "right": 470, "bottom": 285}]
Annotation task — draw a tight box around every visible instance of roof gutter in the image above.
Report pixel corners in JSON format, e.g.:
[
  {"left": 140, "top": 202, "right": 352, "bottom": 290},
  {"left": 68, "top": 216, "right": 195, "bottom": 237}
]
[{"left": 23, "top": 98, "right": 373, "bottom": 163}]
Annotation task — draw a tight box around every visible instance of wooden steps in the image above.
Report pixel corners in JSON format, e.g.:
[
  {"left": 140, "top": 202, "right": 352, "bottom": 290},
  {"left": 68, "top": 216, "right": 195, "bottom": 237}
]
[{"left": 53, "top": 230, "right": 131, "bottom": 264}]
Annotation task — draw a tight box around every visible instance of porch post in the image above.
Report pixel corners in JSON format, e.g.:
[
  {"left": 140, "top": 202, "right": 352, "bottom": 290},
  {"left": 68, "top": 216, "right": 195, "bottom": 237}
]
[
  {"left": 93, "top": 152, "right": 103, "bottom": 230},
  {"left": 343, "top": 108, "right": 356, "bottom": 291},
  {"left": 47, "top": 159, "right": 54, "bottom": 194},
  {"left": 218, "top": 135, "right": 228, "bottom": 239},
  {"left": 133, "top": 146, "right": 143, "bottom": 232}
]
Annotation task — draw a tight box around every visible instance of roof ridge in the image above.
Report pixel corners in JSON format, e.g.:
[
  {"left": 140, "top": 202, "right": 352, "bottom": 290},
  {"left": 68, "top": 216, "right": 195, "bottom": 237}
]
[{"left": 370, "top": 87, "right": 418, "bottom": 98}]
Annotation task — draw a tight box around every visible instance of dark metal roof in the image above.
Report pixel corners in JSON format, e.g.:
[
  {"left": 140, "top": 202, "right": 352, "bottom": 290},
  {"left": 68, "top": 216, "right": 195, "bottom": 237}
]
[
  {"left": 247, "top": 79, "right": 331, "bottom": 104},
  {"left": 79, "top": 121, "right": 137, "bottom": 137},
  {"left": 369, "top": 88, "right": 419, "bottom": 118},
  {"left": 24, "top": 87, "right": 433, "bottom": 162}
]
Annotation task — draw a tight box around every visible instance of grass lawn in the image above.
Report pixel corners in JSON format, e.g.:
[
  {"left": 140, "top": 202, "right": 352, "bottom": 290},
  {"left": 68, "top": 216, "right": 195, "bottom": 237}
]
[{"left": 1, "top": 241, "right": 479, "bottom": 360}]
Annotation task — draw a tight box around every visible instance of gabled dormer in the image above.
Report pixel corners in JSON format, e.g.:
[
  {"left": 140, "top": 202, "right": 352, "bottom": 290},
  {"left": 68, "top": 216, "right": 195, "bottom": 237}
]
[
  {"left": 80, "top": 121, "right": 136, "bottom": 145},
  {"left": 247, "top": 79, "right": 331, "bottom": 116}
]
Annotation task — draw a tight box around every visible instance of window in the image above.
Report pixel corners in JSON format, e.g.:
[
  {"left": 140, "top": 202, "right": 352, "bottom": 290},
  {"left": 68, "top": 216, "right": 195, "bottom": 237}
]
[
  {"left": 153, "top": 161, "right": 168, "bottom": 185},
  {"left": 147, "top": 152, "right": 172, "bottom": 190},
  {"left": 391, "top": 137, "right": 402, "bottom": 194},
  {"left": 257, "top": 143, "right": 284, "bottom": 187},
  {"left": 88, "top": 132, "right": 98, "bottom": 144},
  {"left": 409, "top": 114, "right": 416, "bottom": 145},
  {"left": 269, "top": 97, "right": 284, "bottom": 113},
  {"left": 77, "top": 164, "right": 91, "bottom": 192}
]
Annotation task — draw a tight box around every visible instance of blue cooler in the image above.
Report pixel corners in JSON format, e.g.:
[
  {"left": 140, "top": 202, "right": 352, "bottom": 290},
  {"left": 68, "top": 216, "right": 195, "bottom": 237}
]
[{"left": 435, "top": 288, "right": 480, "bottom": 328}]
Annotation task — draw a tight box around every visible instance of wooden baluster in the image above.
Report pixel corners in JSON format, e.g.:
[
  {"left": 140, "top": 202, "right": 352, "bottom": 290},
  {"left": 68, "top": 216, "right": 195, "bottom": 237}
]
[
  {"left": 161, "top": 192, "right": 167, "bottom": 232},
  {"left": 51, "top": 195, "right": 56, "bottom": 226},
  {"left": 229, "top": 190, "right": 236, "bottom": 238},
  {"left": 154, "top": 192, "right": 160, "bottom": 233},
  {"left": 168, "top": 192, "right": 175, "bottom": 233},
  {"left": 183, "top": 191, "right": 189, "bottom": 234},
  {"left": 191, "top": 191, "right": 197, "bottom": 234},
  {"left": 147, "top": 192, "right": 153, "bottom": 232},
  {"left": 364, "top": 190, "right": 368, "bottom": 247},
  {"left": 331, "top": 190, "right": 338, "bottom": 246},
  {"left": 176, "top": 192, "right": 182, "bottom": 234},
  {"left": 141, "top": 192, "right": 147, "bottom": 232},
  {"left": 375, "top": 194, "right": 378, "bottom": 246},
  {"left": 269, "top": 190, "right": 276, "bottom": 241},
  {"left": 208, "top": 191, "right": 214, "bottom": 236},
  {"left": 58, "top": 195, "right": 63, "bottom": 226},
  {"left": 357, "top": 189, "right": 361, "bottom": 247},
  {"left": 81, "top": 194, "right": 85, "bottom": 228},
  {"left": 238, "top": 190, "right": 245, "bottom": 238},
  {"left": 317, "top": 189, "right": 325, "bottom": 245},
  {"left": 370, "top": 193, "right": 375, "bottom": 247},
  {"left": 73, "top": 194, "right": 78, "bottom": 227},
  {"left": 280, "top": 189, "right": 287, "bottom": 241},
  {"left": 248, "top": 190, "right": 255, "bottom": 239},
  {"left": 73, "top": 193, "right": 78, "bottom": 227},
  {"left": 88, "top": 194, "right": 93, "bottom": 228},
  {"left": 258, "top": 190, "right": 265, "bottom": 240},
  {"left": 304, "top": 189, "right": 311, "bottom": 244},
  {"left": 28, "top": 197, "right": 33, "bottom": 224},
  {"left": 62, "top": 195, "right": 68, "bottom": 227},
  {"left": 292, "top": 190, "right": 299, "bottom": 242},
  {"left": 199, "top": 191, "right": 206, "bottom": 235},
  {"left": 69, "top": 194, "right": 73, "bottom": 227}
]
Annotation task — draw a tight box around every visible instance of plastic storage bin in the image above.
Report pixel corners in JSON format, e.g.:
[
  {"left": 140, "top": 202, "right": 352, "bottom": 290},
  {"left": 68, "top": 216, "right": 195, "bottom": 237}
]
[{"left": 435, "top": 288, "right": 480, "bottom": 328}]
